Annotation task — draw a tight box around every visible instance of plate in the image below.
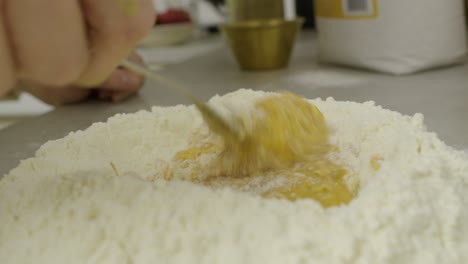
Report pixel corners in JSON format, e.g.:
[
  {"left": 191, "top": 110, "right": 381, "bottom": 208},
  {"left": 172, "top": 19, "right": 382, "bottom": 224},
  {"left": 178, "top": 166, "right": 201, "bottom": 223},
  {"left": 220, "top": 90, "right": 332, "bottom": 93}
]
[{"left": 138, "top": 23, "right": 195, "bottom": 48}]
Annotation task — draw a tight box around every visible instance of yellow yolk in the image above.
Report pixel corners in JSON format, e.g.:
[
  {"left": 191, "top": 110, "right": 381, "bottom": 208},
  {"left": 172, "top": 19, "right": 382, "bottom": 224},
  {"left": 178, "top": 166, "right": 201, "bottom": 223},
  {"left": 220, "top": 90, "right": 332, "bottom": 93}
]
[
  {"left": 170, "top": 92, "right": 354, "bottom": 207},
  {"left": 221, "top": 92, "right": 330, "bottom": 175},
  {"left": 175, "top": 143, "right": 218, "bottom": 161},
  {"left": 370, "top": 155, "right": 383, "bottom": 171},
  {"left": 261, "top": 160, "right": 352, "bottom": 206}
]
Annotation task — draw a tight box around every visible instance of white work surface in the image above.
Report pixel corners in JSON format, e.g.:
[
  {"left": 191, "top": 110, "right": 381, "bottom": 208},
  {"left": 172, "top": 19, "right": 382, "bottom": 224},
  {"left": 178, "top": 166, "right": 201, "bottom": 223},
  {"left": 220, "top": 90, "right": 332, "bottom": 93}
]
[{"left": 1, "top": 32, "right": 468, "bottom": 177}]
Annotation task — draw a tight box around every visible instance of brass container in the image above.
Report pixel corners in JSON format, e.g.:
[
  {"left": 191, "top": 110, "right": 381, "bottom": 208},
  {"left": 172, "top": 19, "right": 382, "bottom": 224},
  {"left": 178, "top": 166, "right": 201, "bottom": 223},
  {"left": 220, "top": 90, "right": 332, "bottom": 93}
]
[{"left": 220, "top": 18, "right": 304, "bottom": 71}]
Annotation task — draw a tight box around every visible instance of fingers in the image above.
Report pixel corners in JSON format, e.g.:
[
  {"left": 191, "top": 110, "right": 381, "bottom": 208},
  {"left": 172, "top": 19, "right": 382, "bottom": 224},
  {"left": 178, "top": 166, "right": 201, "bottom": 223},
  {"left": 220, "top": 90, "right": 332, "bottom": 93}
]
[
  {"left": 96, "top": 51, "right": 145, "bottom": 102},
  {"left": 2, "top": 0, "right": 154, "bottom": 94},
  {"left": 99, "top": 68, "right": 142, "bottom": 90},
  {"left": 0, "top": 16, "right": 15, "bottom": 96},
  {"left": 21, "top": 51, "right": 144, "bottom": 105},
  {"left": 77, "top": 0, "right": 155, "bottom": 87},
  {"left": 5, "top": 0, "right": 89, "bottom": 87},
  {"left": 20, "top": 82, "right": 90, "bottom": 106},
  {"left": 111, "top": 90, "right": 136, "bottom": 102},
  {"left": 128, "top": 50, "right": 145, "bottom": 65},
  {"left": 98, "top": 68, "right": 144, "bottom": 102},
  {"left": 97, "top": 89, "right": 135, "bottom": 102},
  {"left": 98, "top": 52, "right": 145, "bottom": 90}
]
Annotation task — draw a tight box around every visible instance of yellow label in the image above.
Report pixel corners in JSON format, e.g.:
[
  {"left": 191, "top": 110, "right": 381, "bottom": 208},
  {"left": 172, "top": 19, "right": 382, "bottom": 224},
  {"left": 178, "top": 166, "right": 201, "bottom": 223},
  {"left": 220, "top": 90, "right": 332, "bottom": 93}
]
[{"left": 315, "top": 0, "right": 378, "bottom": 19}]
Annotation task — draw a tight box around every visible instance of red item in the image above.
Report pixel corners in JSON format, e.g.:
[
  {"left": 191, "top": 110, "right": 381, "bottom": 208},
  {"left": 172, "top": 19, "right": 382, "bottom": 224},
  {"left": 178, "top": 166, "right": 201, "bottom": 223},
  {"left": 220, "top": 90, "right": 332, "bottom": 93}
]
[{"left": 156, "top": 9, "right": 191, "bottom": 25}]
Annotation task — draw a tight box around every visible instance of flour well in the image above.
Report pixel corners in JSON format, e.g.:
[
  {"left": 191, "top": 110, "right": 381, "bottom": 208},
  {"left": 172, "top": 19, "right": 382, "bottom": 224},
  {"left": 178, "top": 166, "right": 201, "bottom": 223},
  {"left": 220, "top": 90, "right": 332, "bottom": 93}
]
[{"left": 1, "top": 89, "right": 467, "bottom": 264}]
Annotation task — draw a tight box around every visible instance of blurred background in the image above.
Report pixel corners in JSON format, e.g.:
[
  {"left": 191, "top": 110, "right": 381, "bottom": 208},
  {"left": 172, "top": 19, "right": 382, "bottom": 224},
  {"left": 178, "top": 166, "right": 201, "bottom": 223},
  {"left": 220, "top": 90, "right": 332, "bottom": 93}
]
[
  {"left": 0, "top": 0, "right": 467, "bottom": 130},
  {"left": 0, "top": 0, "right": 316, "bottom": 130}
]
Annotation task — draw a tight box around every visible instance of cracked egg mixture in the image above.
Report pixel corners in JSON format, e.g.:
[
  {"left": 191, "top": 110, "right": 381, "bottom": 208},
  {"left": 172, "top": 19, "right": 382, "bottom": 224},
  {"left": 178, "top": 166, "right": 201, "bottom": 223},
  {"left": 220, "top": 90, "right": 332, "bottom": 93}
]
[{"left": 158, "top": 92, "right": 360, "bottom": 207}]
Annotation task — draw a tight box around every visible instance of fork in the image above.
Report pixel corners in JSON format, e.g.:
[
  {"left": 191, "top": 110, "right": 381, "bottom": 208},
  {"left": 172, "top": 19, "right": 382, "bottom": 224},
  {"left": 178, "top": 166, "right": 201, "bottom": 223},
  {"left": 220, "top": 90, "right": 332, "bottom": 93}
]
[{"left": 121, "top": 59, "right": 242, "bottom": 140}]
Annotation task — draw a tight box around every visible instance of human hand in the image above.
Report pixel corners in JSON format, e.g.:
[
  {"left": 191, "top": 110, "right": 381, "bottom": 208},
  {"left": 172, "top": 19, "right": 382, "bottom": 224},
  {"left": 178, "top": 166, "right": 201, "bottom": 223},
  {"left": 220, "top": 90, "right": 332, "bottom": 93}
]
[
  {"left": 20, "top": 52, "right": 145, "bottom": 105},
  {"left": 0, "top": 0, "right": 155, "bottom": 97}
]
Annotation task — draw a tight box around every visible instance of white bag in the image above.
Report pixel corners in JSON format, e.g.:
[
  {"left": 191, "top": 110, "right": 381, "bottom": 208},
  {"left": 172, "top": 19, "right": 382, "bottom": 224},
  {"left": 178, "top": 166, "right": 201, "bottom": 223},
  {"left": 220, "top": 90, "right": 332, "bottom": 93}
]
[{"left": 315, "top": 0, "right": 467, "bottom": 74}]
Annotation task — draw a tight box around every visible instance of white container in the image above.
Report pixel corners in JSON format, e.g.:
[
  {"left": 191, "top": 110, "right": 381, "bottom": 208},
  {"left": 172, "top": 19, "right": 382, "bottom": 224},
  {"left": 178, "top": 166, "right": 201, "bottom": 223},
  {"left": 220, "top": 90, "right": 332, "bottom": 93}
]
[{"left": 315, "top": 0, "right": 467, "bottom": 74}]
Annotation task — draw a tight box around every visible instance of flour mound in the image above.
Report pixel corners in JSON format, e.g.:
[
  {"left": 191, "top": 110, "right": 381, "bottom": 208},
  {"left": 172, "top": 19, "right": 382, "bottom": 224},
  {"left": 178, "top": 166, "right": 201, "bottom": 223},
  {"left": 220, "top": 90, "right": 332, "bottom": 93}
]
[{"left": 1, "top": 89, "right": 468, "bottom": 264}]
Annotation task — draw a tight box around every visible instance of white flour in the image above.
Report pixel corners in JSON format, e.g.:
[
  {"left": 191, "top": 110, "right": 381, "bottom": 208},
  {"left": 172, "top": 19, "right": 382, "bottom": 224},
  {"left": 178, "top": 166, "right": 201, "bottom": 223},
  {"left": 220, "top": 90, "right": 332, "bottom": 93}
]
[
  {"left": 316, "top": 0, "right": 467, "bottom": 74},
  {"left": 1, "top": 89, "right": 467, "bottom": 264}
]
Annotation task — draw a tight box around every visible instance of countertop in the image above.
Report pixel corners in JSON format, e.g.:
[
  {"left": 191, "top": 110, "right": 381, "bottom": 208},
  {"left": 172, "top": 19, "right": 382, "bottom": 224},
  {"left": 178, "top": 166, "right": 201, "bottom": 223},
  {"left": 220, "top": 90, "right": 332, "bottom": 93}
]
[{"left": 1, "top": 32, "right": 468, "bottom": 177}]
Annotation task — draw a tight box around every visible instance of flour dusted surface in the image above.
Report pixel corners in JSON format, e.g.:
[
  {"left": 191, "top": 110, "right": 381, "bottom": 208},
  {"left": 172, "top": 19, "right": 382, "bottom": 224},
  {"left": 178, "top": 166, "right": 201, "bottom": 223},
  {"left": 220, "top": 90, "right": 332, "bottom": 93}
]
[{"left": 1, "top": 89, "right": 468, "bottom": 264}]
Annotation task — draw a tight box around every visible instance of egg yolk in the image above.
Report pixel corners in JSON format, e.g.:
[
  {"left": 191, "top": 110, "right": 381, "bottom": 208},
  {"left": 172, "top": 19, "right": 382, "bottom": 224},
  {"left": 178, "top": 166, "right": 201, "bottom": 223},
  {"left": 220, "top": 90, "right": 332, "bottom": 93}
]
[{"left": 171, "top": 92, "right": 354, "bottom": 207}]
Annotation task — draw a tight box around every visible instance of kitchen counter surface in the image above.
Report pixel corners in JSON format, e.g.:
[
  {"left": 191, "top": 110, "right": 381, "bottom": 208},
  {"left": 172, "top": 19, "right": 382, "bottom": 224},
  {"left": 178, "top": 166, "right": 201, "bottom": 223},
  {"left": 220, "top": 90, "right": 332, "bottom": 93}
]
[{"left": 1, "top": 32, "right": 468, "bottom": 177}]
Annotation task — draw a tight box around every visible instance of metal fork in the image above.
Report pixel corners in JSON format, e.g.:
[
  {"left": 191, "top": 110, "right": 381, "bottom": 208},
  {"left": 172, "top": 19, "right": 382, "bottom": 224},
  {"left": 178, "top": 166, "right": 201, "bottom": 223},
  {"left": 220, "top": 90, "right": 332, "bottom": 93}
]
[{"left": 121, "top": 59, "right": 241, "bottom": 140}]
